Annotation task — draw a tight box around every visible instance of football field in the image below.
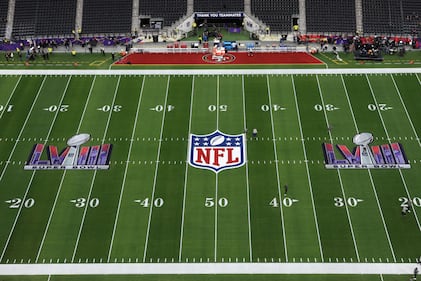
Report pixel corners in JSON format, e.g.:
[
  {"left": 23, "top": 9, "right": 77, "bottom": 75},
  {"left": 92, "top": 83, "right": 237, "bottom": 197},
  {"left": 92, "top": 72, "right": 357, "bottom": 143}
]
[{"left": 0, "top": 69, "right": 420, "bottom": 278}]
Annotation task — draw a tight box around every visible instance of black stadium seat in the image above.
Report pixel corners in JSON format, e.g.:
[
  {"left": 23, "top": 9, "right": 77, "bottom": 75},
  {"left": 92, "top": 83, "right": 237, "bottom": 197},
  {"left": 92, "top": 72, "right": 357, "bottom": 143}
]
[
  {"left": 83, "top": 0, "right": 132, "bottom": 34},
  {"left": 3, "top": 0, "right": 420, "bottom": 38},
  {"left": 305, "top": 0, "right": 356, "bottom": 33},
  {"left": 139, "top": 0, "right": 187, "bottom": 27},
  {"left": 251, "top": 0, "right": 299, "bottom": 32},
  {"left": 0, "top": 0, "right": 8, "bottom": 38}
]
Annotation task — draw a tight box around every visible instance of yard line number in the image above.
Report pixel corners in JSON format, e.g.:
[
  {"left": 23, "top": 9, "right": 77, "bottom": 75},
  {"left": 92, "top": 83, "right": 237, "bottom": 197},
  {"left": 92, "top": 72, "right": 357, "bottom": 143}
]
[
  {"left": 269, "top": 197, "right": 299, "bottom": 207},
  {"left": 43, "top": 105, "right": 69, "bottom": 112},
  {"left": 0, "top": 105, "right": 13, "bottom": 112},
  {"left": 149, "top": 105, "right": 175, "bottom": 112},
  {"left": 97, "top": 105, "right": 122, "bottom": 112},
  {"left": 261, "top": 104, "right": 286, "bottom": 111},
  {"left": 399, "top": 197, "right": 421, "bottom": 207},
  {"left": 70, "top": 198, "right": 100, "bottom": 208},
  {"left": 314, "top": 104, "right": 339, "bottom": 111},
  {"left": 334, "top": 197, "right": 363, "bottom": 207},
  {"left": 208, "top": 105, "right": 228, "bottom": 112},
  {"left": 5, "top": 198, "right": 35, "bottom": 208},
  {"left": 367, "top": 103, "right": 393, "bottom": 111},
  {"left": 134, "top": 198, "right": 164, "bottom": 208},
  {"left": 205, "top": 197, "right": 228, "bottom": 207}
]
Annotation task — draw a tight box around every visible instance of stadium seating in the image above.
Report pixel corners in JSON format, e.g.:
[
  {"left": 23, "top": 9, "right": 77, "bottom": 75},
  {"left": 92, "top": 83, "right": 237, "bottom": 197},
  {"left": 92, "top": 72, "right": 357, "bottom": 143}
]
[
  {"left": 363, "top": 0, "right": 402, "bottom": 34},
  {"left": 399, "top": 0, "right": 421, "bottom": 35},
  {"left": 35, "top": 0, "right": 76, "bottom": 36},
  {"left": 251, "top": 0, "right": 299, "bottom": 32},
  {"left": 12, "top": 0, "right": 76, "bottom": 38},
  {"left": 82, "top": 0, "right": 132, "bottom": 34},
  {"left": 139, "top": 0, "right": 187, "bottom": 27},
  {"left": 305, "top": 0, "right": 356, "bottom": 33},
  {"left": 12, "top": 0, "right": 36, "bottom": 37},
  {"left": 194, "top": 0, "right": 244, "bottom": 12},
  {"left": 0, "top": 0, "right": 8, "bottom": 38},
  {"left": 363, "top": 0, "right": 421, "bottom": 35},
  {"left": 2, "top": 0, "right": 420, "bottom": 38}
]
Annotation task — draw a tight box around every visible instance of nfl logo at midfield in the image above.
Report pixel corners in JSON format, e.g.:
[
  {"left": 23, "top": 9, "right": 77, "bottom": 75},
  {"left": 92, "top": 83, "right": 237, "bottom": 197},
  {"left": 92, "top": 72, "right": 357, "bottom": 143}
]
[{"left": 188, "top": 131, "right": 246, "bottom": 173}]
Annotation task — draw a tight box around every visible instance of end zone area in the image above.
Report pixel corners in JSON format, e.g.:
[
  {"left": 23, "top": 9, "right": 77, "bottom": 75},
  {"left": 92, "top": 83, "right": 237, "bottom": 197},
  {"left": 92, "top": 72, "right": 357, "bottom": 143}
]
[{"left": 115, "top": 51, "right": 323, "bottom": 65}]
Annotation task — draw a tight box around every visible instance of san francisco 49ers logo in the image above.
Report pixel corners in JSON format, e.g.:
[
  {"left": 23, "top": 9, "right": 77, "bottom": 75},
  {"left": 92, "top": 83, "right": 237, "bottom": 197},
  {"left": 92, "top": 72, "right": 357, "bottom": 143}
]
[{"left": 188, "top": 131, "right": 246, "bottom": 173}]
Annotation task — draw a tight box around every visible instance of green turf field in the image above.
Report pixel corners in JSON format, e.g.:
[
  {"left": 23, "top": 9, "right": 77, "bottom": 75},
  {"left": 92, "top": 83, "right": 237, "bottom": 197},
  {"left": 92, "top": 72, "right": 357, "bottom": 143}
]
[{"left": 0, "top": 69, "right": 420, "bottom": 281}]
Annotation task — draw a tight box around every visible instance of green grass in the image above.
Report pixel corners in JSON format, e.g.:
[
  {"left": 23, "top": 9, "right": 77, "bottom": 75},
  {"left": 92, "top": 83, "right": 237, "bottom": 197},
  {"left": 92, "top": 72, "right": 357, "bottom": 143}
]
[
  {"left": 0, "top": 70, "right": 420, "bottom": 281},
  {"left": 1, "top": 49, "right": 420, "bottom": 69}
]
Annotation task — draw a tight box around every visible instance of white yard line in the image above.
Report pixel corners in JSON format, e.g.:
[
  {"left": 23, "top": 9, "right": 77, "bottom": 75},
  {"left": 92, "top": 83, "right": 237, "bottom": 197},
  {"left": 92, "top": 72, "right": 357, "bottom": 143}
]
[
  {"left": 36, "top": 76, "right": 98, "bottom": 262},
  {"left": 143, "top": 76, "right": 170, "bottom": 262},
  {"left": 0, "top": 68, "right": 419, "bottom": 76},
  {"left": 0, "top": 75, "right": 67, "bottom": 262},
  {"left": 241, "top": 75, "right": 253, "bottom": 261},
  {"left": 341, "top": 74, "right": 397, "bottom": 261},
  {"left": 390, "top": 74, "right": 421, "bottom": 148},
  {"left": 365, "top": 75, "right": 421, "bottom": 232},
  {"left": 389, "top": 74, "right": 421, "bottom": 231},
  {"left": 366, "top": 170, "right": 397, "bottom": 262},
  {"left": 265, "top": 75, "right": 288, "bottom": 261},
  {"left": 107, "top": 76, "right": 146, "bottom": 261},
  {"left": 0, "top": 262, "right": 416, "bottom": 275},
  {"left": 71, "top": 75, "right": 121, "bottom": 262},
  {"left": 178, "top": 76, "right": 195, "bottom": 261},
  {"left": 315, "top": 75, "right": 360, "bottom": 262},
  {"left": 0, "top": 76, "right": 23, "bottom": 184},
  {"left": 416, "top": 73, "right": 421, "bottom": 85},
  {"left": 0, "top": 76, "right": 21, "bottom": 120},
  {"left": 214, "top": 75, "right": 219, "bottom": 261},
  {"left": 290, "top": 75, "right": 324, "bottom": 262}
]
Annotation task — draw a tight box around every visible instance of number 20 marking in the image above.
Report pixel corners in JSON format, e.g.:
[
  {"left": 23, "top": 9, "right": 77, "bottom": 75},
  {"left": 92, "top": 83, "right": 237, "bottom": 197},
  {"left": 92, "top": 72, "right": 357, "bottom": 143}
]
[
  {"left": 0, "top": 105, "right": 13, "bottom": 112},
  {"left": 399, "top": 197, "right": 421, "bottom": 207},
  {"left": 5, "top": 198, "right": 35, "bottom": 208}
]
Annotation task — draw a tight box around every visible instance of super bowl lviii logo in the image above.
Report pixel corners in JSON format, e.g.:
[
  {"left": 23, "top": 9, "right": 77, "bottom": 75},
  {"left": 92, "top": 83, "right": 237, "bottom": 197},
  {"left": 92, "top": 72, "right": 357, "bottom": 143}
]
[
  {"left": 188, "top": 131, "right": 246, "bottom": 172},
  {"left": 24, "top": 133, "right": 112, "bottom": 170},
  {"left": 323, "top": 132, "right": 410, "bottom": 169}
]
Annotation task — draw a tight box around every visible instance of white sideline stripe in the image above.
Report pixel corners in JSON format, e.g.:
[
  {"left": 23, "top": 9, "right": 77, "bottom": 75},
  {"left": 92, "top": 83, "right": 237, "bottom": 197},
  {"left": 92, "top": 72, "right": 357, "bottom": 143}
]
[
  {"left": 0, "top": 68, "right": 420, "bottom": 76},
  {"left": 0, "top": 263, "right": 415, "bottom": 275}
]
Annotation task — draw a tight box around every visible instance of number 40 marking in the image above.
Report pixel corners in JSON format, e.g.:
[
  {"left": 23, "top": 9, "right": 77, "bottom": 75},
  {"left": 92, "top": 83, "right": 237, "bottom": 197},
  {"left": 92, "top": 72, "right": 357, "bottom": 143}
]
[
  {"left": 134, "top": 198, "right": 164, "bottom": 208},
  {"left": 269, "top": 197, "right": 299, "bottom": 207}
]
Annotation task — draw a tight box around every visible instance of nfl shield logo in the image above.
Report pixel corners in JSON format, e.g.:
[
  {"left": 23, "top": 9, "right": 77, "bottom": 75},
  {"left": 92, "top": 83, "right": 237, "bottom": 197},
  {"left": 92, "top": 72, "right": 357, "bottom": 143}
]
[{"left": 188, "top": 131, "right": 246, "bottom": 173}]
